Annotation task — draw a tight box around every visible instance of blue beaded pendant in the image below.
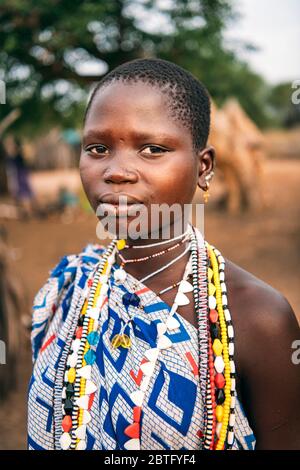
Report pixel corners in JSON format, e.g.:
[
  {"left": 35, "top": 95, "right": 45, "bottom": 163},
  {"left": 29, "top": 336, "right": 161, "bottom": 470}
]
[
  {"left": 84, "top": 349, "right": 97, "bottom": 365},
  {"left": 87, "top": 331, "right": 100, "bottom": 346},
  {"left": 122, "top": 292, "right": 140, "bottom": 308}
]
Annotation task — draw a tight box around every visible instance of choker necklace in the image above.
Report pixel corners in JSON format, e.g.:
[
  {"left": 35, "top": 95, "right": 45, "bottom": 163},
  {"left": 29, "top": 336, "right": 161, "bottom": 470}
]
[
  {"left": 118, "top": 235, "right": 187, "bottom": 265},
  {"left": 123, "top": 227, "right": 189, "bottom": 249}
]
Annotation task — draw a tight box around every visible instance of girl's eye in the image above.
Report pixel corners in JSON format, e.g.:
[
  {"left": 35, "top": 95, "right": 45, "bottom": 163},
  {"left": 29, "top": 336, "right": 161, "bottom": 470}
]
[
  {"left": 86, "top": 145, "right": 108, "bottom": 155},
  {"left": 141, "top": 145, "right": 168, "bottom": 155},
  {"left": 84, "top": 144, "right": 169, "bottom": 156}
]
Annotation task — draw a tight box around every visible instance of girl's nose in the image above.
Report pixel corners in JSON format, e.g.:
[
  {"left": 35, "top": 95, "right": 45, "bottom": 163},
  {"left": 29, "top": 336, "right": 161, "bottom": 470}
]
[{"left": 103, "top": 164, "right": 138, "bottom": 185}]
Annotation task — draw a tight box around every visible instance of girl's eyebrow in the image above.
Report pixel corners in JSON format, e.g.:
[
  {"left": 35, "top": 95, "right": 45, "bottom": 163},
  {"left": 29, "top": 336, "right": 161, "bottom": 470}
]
[
  {"left": 82, "top": 128, "right": 179, "bottom": 145},
  {"left": 82, "top": 129, "right": 111, "bottom": 144}
]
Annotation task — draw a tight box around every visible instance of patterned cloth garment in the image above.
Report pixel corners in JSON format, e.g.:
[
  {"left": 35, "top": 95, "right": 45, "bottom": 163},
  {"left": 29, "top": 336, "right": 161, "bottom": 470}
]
[{"left": 27, "top": 242, "right": 256, "bottom": 450}]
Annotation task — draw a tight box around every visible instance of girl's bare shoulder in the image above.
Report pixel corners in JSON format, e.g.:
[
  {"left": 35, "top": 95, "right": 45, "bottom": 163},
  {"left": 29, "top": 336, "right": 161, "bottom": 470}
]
[
  {"left": 224, "top": 258, "right": 299, "bottom": 372},
  {"left": 225, "top": 259, "right": 297, "bottom": 325}
]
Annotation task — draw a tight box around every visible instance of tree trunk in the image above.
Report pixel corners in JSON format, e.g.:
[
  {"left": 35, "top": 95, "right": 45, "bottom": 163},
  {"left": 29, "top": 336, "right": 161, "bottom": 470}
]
[{"left": 0, "top": 109, "right": 21, "bottom": 195}]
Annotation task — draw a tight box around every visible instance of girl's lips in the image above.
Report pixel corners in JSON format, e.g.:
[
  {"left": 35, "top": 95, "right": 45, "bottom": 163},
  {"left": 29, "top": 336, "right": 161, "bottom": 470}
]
[
  {"left": 99, "top": 193, "right": 142, "bottom": 205},
  {"left": 97, "top": 202, "right": 146, "bottom": 218}
]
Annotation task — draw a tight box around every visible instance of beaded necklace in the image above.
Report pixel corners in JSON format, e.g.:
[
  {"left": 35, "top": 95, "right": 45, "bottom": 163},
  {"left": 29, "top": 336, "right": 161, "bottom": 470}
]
[
  {"left": 110, "top": 236, "right": 193, "bottom": 350},
  {"left": 118, "top": 235, "right": 187, "bottom": 265},
  {"left": 114, "top": 242, "right": 191, "bottom": 285},
  {"left": 111, "top": 238, "right": 192, "bottom": 350},
  {"left": 123, "top": 228, "right": 189, "bottom": 249},
  {"left": 59, "top": 227, "right": 236, "bottom": 450}
]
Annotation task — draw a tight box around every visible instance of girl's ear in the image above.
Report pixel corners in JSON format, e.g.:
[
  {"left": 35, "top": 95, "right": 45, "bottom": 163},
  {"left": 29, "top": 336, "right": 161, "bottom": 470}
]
[{"left": 197, "top": 146, "right": 215, "bottom": 190}]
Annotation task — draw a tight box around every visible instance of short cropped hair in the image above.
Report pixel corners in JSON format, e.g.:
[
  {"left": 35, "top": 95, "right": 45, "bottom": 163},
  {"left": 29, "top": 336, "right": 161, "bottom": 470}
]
[{"left": 84, "top": 58, "right": 211, "bottom": 150}]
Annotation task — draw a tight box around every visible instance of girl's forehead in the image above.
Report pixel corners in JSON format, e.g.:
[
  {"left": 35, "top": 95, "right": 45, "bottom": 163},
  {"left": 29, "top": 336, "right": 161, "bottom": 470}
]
[
  {"left": 99, "top": 79, "right": 162, "bottom": 95},
  {"left": 85, "top": 81, "right": 176, "bottom": 128},
  {"left": 91, "top": 80, "right": 167, "bottom": 111}
]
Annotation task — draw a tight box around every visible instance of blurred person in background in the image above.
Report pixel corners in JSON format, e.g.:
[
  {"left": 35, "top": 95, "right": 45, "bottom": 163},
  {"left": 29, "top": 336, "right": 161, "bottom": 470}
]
[{"left": 5, "top": 137, "right": 36, "bottom": 220}]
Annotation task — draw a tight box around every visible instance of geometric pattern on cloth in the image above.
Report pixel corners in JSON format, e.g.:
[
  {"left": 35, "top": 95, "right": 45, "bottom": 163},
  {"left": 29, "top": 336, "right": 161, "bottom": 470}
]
[{"left": 28, "top": 242, "right": 256, "bottom": 450}]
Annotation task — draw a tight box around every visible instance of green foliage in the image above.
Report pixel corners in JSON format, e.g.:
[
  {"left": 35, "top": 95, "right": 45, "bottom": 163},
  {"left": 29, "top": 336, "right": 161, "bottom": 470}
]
[{"left": 0, "top": 0, "right": 280, "bottom": 135}]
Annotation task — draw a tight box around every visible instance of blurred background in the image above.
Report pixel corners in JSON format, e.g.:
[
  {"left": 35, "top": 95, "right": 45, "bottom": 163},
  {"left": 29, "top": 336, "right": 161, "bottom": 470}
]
[{"left": 0, "top": 0, "right": 299, "bottom": 449}]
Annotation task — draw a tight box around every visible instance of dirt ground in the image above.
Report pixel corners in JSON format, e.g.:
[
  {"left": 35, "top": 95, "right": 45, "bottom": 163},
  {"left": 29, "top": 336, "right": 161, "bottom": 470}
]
[{"left": 0, "top": 158, "right": 299, "bottom": 449}]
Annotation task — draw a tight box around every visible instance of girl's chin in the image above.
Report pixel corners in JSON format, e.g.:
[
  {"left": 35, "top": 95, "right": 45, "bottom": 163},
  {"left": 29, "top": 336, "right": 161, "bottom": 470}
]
[{"left": 96, "top": 215, "right": 182, "bottom": 242}]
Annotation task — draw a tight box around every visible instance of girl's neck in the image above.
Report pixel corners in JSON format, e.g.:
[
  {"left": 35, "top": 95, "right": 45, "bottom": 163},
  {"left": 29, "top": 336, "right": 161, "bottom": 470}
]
[
  {"left": 124, "top": 222, "right": 191, "bottom": 248},
  {"left": 115, "top": 224, "right": 193, "bottom": 287}
]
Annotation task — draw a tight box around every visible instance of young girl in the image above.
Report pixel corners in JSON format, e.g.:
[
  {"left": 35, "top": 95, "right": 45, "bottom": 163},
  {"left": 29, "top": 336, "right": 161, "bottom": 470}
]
[{"left": 28, "top": 58, "right": 300, "bottom": 451}]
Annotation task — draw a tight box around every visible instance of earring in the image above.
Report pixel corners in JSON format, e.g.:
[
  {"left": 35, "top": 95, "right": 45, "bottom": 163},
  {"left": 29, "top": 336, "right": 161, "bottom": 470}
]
[
  {"left": 203, "top": 181, "right": 210, "bottom": 204},
  {"left": 203, "top": 171, "right": 214, "bottom": 204}
]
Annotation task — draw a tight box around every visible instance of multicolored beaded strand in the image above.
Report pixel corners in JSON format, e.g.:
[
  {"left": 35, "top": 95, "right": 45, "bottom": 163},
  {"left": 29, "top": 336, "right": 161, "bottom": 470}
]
[
  {"left": 194, "top": 228, "right": 210, "bottom": 413},
  {"left": 72, "top": 241, "right": 117, "bottom": 449},
  {"left": 206, "top": 243, "right": 226, "bottom": 449},
  {"left": 211, "top": 246, "right": 236, "bottom": 449},
  {"left": 59, "top": 239, "right": 117, "bottom": 450},
  {"left": 189, "top": 227, "right": 211, "bottom": 448},
  {"left": 206, "top": 242, "right": 236, "bottom": 450},
  {"left": 207, "top": 336, "right": 217, "bottom": 449}
]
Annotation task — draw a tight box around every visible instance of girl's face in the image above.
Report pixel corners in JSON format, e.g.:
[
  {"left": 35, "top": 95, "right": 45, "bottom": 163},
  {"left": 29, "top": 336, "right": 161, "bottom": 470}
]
[{"left": 80, "top": 81, "right": 213, "bottom": 239}]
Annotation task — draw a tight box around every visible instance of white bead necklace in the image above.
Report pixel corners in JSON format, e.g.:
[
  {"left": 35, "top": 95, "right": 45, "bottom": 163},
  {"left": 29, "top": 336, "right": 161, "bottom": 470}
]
[
  {"left": 125, "top": 227, "right": 189, "bottom": 249},
  {"left": 113, "top": 242, "right": 191, "bottom": 285}
]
